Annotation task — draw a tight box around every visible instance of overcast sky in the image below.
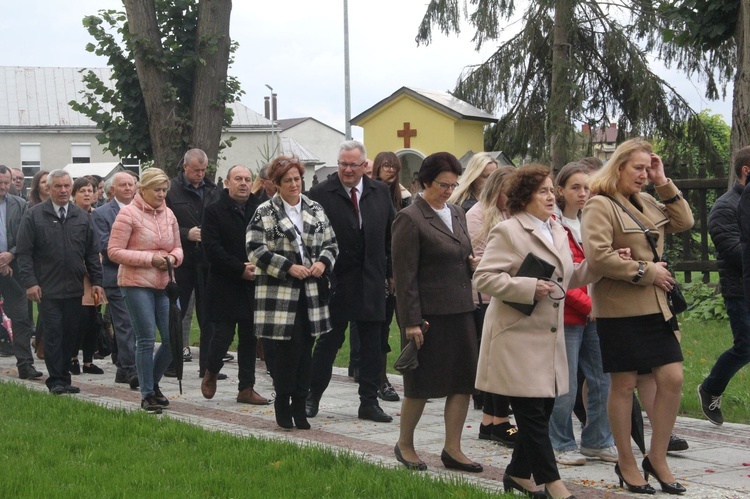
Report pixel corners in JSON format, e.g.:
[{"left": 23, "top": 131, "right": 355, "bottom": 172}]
[{"left": 0, "top": 1, "right": 732, "bottom": 141}]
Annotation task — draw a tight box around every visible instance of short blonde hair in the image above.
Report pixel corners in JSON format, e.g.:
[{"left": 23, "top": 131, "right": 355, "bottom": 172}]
[
  {"left": 589, "top": 138, "right": 653, "bottom": 196},
  {"left": 139, "top": 168, "right": 170, "bottom": 192}
]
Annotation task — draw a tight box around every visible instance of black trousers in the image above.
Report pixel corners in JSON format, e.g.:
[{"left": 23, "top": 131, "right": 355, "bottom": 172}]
[
  {"left": 310, "top": 319, "right": 383, "bottom": 405},
  {"left": 483, "top": 392, "right": 512, "bottom": 418},
  {"left": 39, "top": 297, "right": 82, "bottom": 389},
  {"left": 271, "top": 296, "right": 313, "bottom": 398},
  {"left": 206, "top": 320, "right": 257, "bottom": 391},
  {"left": 506, "top": 396, "right": 560, "bottom": 484},
  {"left": 174, "top": 263, "right": 209, "bottom": 370},
  {"left": 74, "top": 305, "right": 98, "bottom": 364}
]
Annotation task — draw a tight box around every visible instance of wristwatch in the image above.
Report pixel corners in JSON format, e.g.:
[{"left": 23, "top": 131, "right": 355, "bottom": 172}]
[
  {"left": 632, "top": 261, "right": 645, "bottom": 283},
  {"left": 663, "top": 194, "right": 681, "bottom": 204}
]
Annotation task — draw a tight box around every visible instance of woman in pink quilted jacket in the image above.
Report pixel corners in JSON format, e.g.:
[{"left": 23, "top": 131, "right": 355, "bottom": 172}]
[{"left": 108, "top": 168, "right": 183, "bottom": 413}]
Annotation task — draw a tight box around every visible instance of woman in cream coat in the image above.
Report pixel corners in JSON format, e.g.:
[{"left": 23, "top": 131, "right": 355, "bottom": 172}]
[{"left": 474, "top": 164, "right": 596, "bottom": 499}]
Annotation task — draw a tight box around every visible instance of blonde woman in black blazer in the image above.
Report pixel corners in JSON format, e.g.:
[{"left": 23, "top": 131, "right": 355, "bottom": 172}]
[{"left": 392, "top": 152, "right": 482, "bottom": 473}]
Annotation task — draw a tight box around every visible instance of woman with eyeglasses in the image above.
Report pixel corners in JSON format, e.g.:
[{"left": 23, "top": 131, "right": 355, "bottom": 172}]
[
  {"left": 392, "top": 152, "right": 483, "bottom": 473},
  {"left": 448, "top": 152, "right": 498, "bottom": 212},
  {"left": 247, "top": 156, "right": 338, "bottom": 430},
  {"left": 474, "top": 164, "right": 598, "bottom": 498}
]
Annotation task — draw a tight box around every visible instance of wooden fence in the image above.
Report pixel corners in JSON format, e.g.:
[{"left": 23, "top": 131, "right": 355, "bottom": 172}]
[{"left": 661, "top": 177, "right": 728, "bottom": 284}]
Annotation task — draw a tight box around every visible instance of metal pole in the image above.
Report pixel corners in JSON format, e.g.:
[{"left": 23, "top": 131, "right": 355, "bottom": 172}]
[
  {"left": 343, "top": 0, "right": 352, "bottom": 140},
  {"left": 265, "top": 84, "right": 276, "bottom": 154}
]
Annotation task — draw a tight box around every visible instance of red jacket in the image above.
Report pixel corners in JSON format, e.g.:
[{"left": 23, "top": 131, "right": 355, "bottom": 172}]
[{"left": 559, "top": 220, "right": 591, "bottom": 325}]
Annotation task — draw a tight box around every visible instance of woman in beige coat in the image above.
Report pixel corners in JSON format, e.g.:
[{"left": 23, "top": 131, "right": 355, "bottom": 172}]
[
  {"left": 474, "top": 164, "right": 595, "bottom": 499},
  {"left": 582, "top": 138, "right": 693, "bottom": 495}
]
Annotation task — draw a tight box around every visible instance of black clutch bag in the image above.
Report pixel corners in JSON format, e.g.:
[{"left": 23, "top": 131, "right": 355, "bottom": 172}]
[{"left": 503, "top": 252, "right": 557, "bottom": 316}]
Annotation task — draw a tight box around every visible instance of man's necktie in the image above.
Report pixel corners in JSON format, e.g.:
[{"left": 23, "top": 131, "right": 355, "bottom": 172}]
[
  {"left": 58, "top": 206, "right": 66, "bottom": 222},
  {"left": 350, "top": 187, "right": 359, "bottom": 226}
]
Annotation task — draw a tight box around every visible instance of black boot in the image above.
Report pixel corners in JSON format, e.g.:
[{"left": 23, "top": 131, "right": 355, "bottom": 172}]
[
  {"left": 292, "top": 396, "right": 311, "bottom": 430},
  {"left": 274, "top": 394, "right": 293, "bottom": 429}
]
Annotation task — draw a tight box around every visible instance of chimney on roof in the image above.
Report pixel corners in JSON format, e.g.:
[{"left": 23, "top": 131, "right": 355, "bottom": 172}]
[
  {"left": 264, "top": 96, "right": 270, "bottom": 119},
  {"left": 582, "top": 124, "right": 590, "bottom": 134},
  {"left": 610, "top": 122, "right": 617, "bottom": 128},
  {"left": 272, "top": 93, "right": 278, "bottom": 121}
]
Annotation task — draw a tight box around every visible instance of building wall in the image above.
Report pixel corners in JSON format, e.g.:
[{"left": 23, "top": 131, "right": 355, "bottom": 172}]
[
  {"left": 280, "top": 120, "right": 344, "bottom": 167},
  {"left": 453, "top": 120, "right": 486, "bottom": 156},
  {"left": 357, "top": 95, "right": 458, "bottom": 158},
  {"left": 0, "top": 130, "right": 117, "bottom": 172},
  {"left": 216, "top": 130, "right": 274, "bottom": 181}
]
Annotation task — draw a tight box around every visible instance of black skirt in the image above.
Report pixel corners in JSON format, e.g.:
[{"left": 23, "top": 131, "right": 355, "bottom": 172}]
[{"left": 597, "top": 314, "right": 683, "bottom": 373}]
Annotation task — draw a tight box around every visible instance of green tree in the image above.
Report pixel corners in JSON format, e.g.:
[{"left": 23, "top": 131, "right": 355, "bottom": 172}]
[
  {"left": 69, "top": 0, "right": 241, "bottom": 176},
  {"left": 416, "top": 0, "right": 721, "bottom": 171},
  {"left": 657, "top": 0, "right": 746, "bottom": 184}
]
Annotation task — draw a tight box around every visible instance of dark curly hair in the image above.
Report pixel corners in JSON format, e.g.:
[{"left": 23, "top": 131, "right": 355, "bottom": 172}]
[{"left": 506, "top": 164, "right": 552, "bottom": 215}]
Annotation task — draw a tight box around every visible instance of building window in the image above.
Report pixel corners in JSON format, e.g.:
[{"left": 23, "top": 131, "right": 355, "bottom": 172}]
[
  {"left": 71, "top": 143, "right": 91, "bottom": 164},
  {"left": 122, "top": 157, "right": 142, "bottom": 178},
  {"left": 20, "top": 143, "right": 41, "bottom": 178}
]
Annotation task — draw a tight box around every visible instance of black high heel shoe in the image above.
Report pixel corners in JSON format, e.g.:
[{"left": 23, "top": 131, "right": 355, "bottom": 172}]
[
  {"left": 642, "top": 457, "right": 686, "bottom": 494},
  {"left": 614, "top": 463, "right": 656, "bottom": 494},
  {"left": 502, "top": 475, "right": 545, "bottom": 497},
  {"left": 274, "top": 395, "right": 293, "bottom": 429},
  {"left": 394, "top": 444, "right": 427, "bottom": 471},
  {"left": 440, "top": 449, "right": 483, "bottom": 473}
]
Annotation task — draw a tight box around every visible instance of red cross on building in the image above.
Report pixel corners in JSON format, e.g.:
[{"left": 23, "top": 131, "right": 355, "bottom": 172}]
[{"left": 397, "top": 122, "right": 417, "bottom": 148}]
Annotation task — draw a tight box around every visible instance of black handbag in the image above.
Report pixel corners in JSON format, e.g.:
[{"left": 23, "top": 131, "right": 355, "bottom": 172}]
[{"left": 604, "top": 195, "right": 687, "bottom": 315}]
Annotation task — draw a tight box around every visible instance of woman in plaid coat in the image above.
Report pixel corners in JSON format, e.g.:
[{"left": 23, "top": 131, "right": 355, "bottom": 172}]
[{"left": 247, "top": 156, "right": 338, "bottom": 430}]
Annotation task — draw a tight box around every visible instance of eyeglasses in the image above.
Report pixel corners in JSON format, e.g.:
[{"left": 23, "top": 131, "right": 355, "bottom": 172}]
[
  {"left": 435, "top": 182, "right": 460, "bottom": 192},
  {"left": 381, "top": 164, "right": 400, "bottom": 171},
  {"left": 337, "top": 161, "right": 365, "bottom": 169}
]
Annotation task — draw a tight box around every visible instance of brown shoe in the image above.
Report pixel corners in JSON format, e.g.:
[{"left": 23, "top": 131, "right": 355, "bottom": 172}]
[
  {"left": 236, "top": 387, "right": 269, "bottom": 405},
  {"left": 34, "top": 337, "right": 44, "bottom": 360},
  {"left": 201, "top": 370, "right": 218, "bottom": 399}
]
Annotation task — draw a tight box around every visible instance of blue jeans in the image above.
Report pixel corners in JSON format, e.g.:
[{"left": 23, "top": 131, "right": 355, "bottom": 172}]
[
  {"left": 122, "top": 287, "right": 172, "bottom": 399},
  {"left": 703, "top": 296, "right": 750, "bottom": 396},
  {"left": 549, "top": 321, "right": 614, "bottom": 451}
]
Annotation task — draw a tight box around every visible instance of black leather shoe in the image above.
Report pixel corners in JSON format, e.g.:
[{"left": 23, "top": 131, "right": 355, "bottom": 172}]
[
  {"left": 129, "top": 375, "right": 140, "bottom": 390},
  {"left": 49, "top": 385, "right": 67, "bottom": 395},
  {"left": 141, "top": 396, "right": 163, "bottom": 413},
  {"left": 82, "top": 363, "right": 104, "bottom": 374},
  {"left": 65, "top": 385, "right": 80, "bottom": 394},
  {"left": 394, "top": 444, "right": 427, "bottom": 470},
  {"left": 115, "top": 370, "right": 129, "bottom": 384},
  {"left": 493, "top": 421, "right": 518, "bottom": 447},
  {"left": 378, "top": 382, "right": 400, "bottom": 402},
  {"left": 19, "top": 366, "right": 43, "bottom": 379},
  {"left": 222, "top": 353, "right": 234, "bottom": 362},
  {"left": 440, "top": 449, "right": 483, "bottom": 473},
  {"left": 667, "top": 434, "right": 689, "bottom": 452},
  {"left": 305, "top": 392, "right": 320, "bottom": 418},
  {"left": 291, "top": 396, "right": 311, "bottom": 430},
  {"left": 153, "top": 384, "right": 169, "bottom": 407},
  {"left": 198, "top": 370, "right": 227, "bottom": 380},
  {"left": 70, "top": 359, "right": 81, "bottom": 375},
  {"left": 163, "top": 366, "right": 177, "bottom": 378},
  {"left": 502, "top": 475, "right": 545, "bottom": 497},
  {"left": 358, "top": 403, "right": 393, "bottom": 423},
  {"left": 642, "top": 457, "right": 686, "bottom": 494}
]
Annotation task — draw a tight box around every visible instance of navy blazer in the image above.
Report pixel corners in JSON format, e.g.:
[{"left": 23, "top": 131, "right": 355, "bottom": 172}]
[{"left": 309, "top": 174, "right": 395, "bottom": 322}]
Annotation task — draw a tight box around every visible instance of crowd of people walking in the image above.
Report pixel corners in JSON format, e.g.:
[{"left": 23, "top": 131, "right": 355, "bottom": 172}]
[{"left": 10, "top": 135, "right": 750, "bottom": 498}]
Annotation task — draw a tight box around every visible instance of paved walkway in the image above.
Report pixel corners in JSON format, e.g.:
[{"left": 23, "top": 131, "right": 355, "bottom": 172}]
[{"left": 2, "top": 349, "right": 749, "bottom": 498}]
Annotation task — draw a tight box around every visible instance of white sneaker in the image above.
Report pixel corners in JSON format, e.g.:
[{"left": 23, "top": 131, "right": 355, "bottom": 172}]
[
  {"left": 580, "top": 446, "right": 618, "bottom": 463},
  {"left": 555, "top": 450, "right": 586, "bottom": 466}
]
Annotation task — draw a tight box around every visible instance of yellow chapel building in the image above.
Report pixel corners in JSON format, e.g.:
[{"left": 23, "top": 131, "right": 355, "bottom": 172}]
[{"left": 351, "top": 87, "right": 497, "bottom": 185}]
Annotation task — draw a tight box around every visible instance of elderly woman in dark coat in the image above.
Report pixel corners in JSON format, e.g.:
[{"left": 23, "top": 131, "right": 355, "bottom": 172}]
[
  {"left": 392, "top": 152, "right": 483, "bottom": 473},
  {"left": 247, "top": 156, "right": 338, "bottom": 430}
]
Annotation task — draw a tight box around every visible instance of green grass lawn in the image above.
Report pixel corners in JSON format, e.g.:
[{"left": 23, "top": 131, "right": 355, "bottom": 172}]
[{"left": 0, "top": 382, "right": 504, "bottom": 498}]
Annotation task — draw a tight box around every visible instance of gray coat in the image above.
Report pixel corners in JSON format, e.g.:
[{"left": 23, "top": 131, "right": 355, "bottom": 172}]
[
  {"left": 247, "top": 194, "right": 338, "bottom": 340},
  {"left": 90, "top": 199, "right": 122, "bottom": 289}
]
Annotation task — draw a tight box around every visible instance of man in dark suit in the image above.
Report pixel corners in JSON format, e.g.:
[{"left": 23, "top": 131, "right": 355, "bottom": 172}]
[
  {"left": 166, "top": 149, "right": 219, "bottom": 378},
  {"left": 307, "top": 140, "right": 396, "bottom": 422},
  {"left": 200, "top": 165, "right": 268, "bottom": 405},
  {"left": 0, "top": 165, "right": 41, "bottom": 378},
  {"left": 91, "top": 171, "right": 138, "bottom": 388},
  {"left": 16, "top": 170, "right": 103, "bottom": 394}
]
